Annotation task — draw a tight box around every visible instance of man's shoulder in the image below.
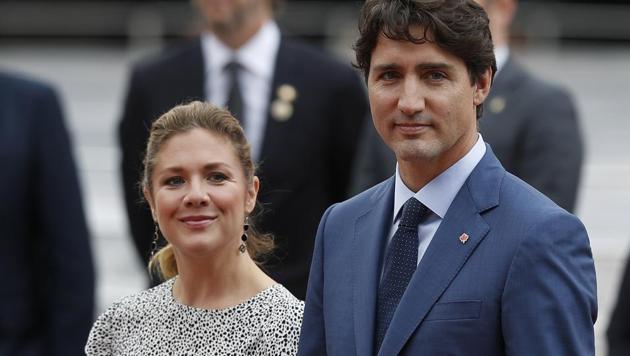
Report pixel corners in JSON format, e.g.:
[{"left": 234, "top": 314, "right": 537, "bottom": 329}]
[
  {"left": 0, "top": 71, "right": 56, "bottom": 100},
  {"left": 497, "top": 171, "right": 577, "bottom": 223},
  {"left": 502, "top": 58, "right": 573, "bottom": 102},
  {"left": 131, "top": 39, "right": 201, "bottom": 77},
  {"left": 329, "top": 178, "right": 393, "bottom": 218},
  {"left": 280, "top": 38, "right": 361, "bottom": 82}
]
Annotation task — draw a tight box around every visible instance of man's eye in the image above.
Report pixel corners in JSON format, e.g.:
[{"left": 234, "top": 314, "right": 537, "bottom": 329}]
[
  {"left": 165, "top": 176, "right": 184, "bottom": 186},
  {"left": 208, "top": 173, "right": 228, "bottom": 183},
  {"left": 428, "top": 72, "right": 446, "bottom": 81},
  {"left": 380, "top": 71, "right": 399, "bottom": 80}
]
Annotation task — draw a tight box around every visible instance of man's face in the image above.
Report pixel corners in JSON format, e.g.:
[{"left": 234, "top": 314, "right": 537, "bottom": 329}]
[
  {"left": 367, "top": 29, "right": 490, "bottom": 165},
  {"left": 194, "top": 0, "right": 266, "bottom": 32}
]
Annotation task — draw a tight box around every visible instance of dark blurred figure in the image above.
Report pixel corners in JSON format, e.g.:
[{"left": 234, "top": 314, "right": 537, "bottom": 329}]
[
  {"left": 0, "top": 71, "right": 95, "bottom": 355},
  {"left": 608, "top": 255, "right": 630, "bottom": 356},
  {"left": 119, "top": 0, "right": 368, "bottom": 299},
  {"left": 352, "top": 0, "right": 584, "bottom": 213},
  {"left": 477, "top": 0, "right": 583, "bottom": 212}
]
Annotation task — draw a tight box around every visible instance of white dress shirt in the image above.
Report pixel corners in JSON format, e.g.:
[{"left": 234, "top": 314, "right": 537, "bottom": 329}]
[
  {"left": 388, "top": 134, "right": 487, "bottom": 265},
  {"left": 494, "top": 45, "right": 509, "bottom": 76},
  {"left": 200, "top": 20, "right": 281, "bottom": 161}
]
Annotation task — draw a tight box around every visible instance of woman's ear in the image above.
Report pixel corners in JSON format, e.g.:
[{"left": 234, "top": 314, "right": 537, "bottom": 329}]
[{"left": 246, "top": 176, "right": 260, "bottom": 214}]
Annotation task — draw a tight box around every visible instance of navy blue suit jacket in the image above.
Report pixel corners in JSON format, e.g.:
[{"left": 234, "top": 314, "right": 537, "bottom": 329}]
[
  {"left": 0, "top": 72, "right": 94, "bottom": 356},
  {"left": 299, "top": 146, "right": 596, "bottom": 355}
]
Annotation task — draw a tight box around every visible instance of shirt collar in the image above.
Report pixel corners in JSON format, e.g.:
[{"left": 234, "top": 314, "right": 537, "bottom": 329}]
[
  {"left": 494, "top": 45, "right": 510, "bottom": 75},
  {"left": 393, "top": 134, "right": 487, "bottom": 221},
  {"left": 201, "top": 20, "right": 280, "bottom": 80}
]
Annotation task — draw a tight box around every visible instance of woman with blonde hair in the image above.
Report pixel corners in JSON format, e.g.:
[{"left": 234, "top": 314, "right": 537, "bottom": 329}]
[{"left": 86, "top": 101, "right": 303, "bottom": 355}]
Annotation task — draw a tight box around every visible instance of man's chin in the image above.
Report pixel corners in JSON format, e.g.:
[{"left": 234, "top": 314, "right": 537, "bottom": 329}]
[{"left": 393, "top": 142, "right": 440, "bottom": 162}]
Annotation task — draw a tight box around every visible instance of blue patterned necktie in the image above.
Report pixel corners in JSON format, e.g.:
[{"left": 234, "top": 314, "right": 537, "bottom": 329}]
[
  {"left": 224, "top": 60, "right": 245, "bottom": 128},
  {"left": 375, "top": 197, "right": 428, "bottom": 351}
]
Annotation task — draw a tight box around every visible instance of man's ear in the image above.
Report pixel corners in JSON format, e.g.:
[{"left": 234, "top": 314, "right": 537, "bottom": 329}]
[
  {"left": 246, "top": 176, "right": 260, "bottom": 215},
  {"left": 143, "top": 187, "right": 157, "bottom": 221},
  {"left": 473, "top": 67, "right": 493, "bottom": 106}
]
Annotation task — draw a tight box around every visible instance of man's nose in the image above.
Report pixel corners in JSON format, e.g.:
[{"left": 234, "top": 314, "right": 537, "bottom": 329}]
[{"left": 397, "top": 77, "right": 425, "bottom": 117}]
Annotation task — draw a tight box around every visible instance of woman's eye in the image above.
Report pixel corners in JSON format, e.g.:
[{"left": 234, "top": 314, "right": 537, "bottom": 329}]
[
  {"left": 208, "top": 173, "right": 228, "bottom": 183},
  {"left": 165, "top": 176, "right": 184, "bottom": 186}
]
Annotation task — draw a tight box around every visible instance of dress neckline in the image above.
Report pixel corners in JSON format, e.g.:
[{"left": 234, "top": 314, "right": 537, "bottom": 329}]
[{"left": 165, "top": 277, "right": 281, "bottom": 313}]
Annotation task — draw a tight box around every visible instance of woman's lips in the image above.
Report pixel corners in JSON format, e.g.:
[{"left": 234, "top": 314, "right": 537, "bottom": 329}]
[{"left": 179, "top": 215, "right": 216, "bottom": 228}]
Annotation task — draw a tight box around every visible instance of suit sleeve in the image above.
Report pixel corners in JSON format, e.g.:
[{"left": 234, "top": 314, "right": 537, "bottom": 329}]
[
  {"left": 329, "top": 71, "right": 369, "bottom": 201},
  {"left": 34, "top": 85, "right": 95, "bottom": 355},
  {"left": 515, "top": 88, "right": 583, "bottom": 212},
  {"left": 298, "top": 204, "right": 336, "bottom": 356},
  {"left": 501, "top": 211, "right": 597, "bottom": 355},
  {"left": 118, "top": 67, "right": 155, "bottom": 267}
]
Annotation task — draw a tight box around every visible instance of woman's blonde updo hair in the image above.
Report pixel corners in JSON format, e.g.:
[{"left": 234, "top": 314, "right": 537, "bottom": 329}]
[{"left": 142, "top": 101, "right": 273, "bottom": 280}]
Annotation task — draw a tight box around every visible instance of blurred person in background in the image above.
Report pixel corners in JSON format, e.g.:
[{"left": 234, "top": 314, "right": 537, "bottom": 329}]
[
  {"left": 87, "top": 102, "right": 303, "bottom": 355},
  {"left": 119, "top": 0, "right": 368, "bottom": 299},
  {"left": 0, "top": 71, "right": 94, "bottom": 355},
  {"left": 351, "top": 0, "right": 584, "bottom": 214},
  {"left": 607, "top": 253, "right": 630, "bottom": 355},
  {"left": 476, "top": 0, "right": 583, "bottom": 213}
]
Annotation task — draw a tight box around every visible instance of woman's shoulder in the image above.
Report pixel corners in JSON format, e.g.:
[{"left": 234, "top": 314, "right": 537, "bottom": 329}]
[
  {"left": 255, "top": 284, "right": 304, "bottom": 353},
  {"left": 113, "top": 278, "right": 173, "bottom": 312},
  {"left": 93, "top": 279, "right": 174, "bottom": 329},
  {"left": 266, "top": 284, "right": 305, "bottom": 312}
]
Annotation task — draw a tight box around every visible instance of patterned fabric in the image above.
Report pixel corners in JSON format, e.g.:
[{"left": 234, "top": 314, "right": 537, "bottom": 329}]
[
  {"left": 85, "top": 278, "right": 304, "bottom": 355},
  {"left": 375, "top": 197, "right": 428, "bottom": 349}
]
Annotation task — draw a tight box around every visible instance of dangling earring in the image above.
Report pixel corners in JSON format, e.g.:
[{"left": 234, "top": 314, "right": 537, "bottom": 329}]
[
  {"left": 239, "top": 217, "right": 249, "bottom": 254},
  {"left": 151, "top": 222, "right": 160, "bottom": 257}
]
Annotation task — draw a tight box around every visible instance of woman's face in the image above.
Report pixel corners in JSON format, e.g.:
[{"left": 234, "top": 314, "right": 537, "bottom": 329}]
[{"left": 145, "top": 128, "right": 258, "bottom": 258}]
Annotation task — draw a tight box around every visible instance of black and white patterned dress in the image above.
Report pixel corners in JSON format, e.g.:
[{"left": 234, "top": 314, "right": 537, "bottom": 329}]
[{"left": 85, "top": 278, "right": 304, "bottom": 355}]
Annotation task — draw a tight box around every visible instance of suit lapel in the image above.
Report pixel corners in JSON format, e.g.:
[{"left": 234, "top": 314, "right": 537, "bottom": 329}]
[
  {"left": 259, "top": 38, "right": 294, "bottom": 161},
  {"left": 353, "top": 178, "right": 395, "bottom": 356},
  {"left": 379, "top": 147, "right": 504, "bottom": 356}
]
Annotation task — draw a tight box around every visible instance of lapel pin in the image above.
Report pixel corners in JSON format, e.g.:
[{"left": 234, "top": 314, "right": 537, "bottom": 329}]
[
  {"left": 277, "top": 84, "right": 297, "bottom": 102},
  {"left": 270, "top": 99, "right": 293, "bottom": 122},
  {"left": 459, "top": 233, "right": 469, "bottom": 244},
  {"left": 489, "top": 97, "right": 506, "bottom": 114}
]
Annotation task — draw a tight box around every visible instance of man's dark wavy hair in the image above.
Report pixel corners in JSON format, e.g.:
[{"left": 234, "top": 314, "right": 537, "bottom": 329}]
[{"left": 354, "top": 0, "right": 497, "bottom": 118}]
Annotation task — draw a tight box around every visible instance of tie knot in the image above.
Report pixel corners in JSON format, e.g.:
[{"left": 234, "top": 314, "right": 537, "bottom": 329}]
[
  {"left": 399, "top": 197, "right": 428, "bottom": 228},
  {"left": 224, "top": 60, "right": 241, "bottom": 75}
]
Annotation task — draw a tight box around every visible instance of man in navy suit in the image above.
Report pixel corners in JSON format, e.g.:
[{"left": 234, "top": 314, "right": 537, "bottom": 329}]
[
  {"left": 298, "top": 1, "right": 597, "bottom": 355},
  {"left": 0, "top": 71, "right": 94, "bottom": 355},
  {"left": 119, "top": 0, "right": 368, "bottom": 298}
]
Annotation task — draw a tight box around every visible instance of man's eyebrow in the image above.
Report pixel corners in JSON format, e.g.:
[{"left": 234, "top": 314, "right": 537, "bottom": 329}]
[
  {"left": 371, "top": 63, "right": 401, "bottom": 72},
  {"left": 417, "top": 62, "right": 454, "bottom": 70},
  {"left": 371, "top": 62, "right": 455, "bottom": 72}
]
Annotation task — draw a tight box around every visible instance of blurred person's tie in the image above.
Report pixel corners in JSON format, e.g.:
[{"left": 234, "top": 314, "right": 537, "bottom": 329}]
[
  {"left": 375, "top": 197, "right": 428, "bottom": 350},
  {"left": 225, "top": 61, "right": 245, "bottom": 128}
]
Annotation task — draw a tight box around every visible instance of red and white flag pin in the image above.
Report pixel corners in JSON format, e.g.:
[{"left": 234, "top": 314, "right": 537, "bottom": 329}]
[{"left": 459, "top": 233, "right": 469, "bottom": 244}]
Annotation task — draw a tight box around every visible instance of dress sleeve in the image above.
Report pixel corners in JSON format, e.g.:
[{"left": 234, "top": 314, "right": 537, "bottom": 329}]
[{"left": 85, "top": 304, "right": 119, "bottom": 356}]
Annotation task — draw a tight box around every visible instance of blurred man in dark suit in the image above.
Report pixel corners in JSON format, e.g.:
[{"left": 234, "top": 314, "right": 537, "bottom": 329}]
[
  {"left": 607, "top": 253, "right": 630, "bottom": 355},
  {"left": 119, "top": 0, "right": 368, "bottom": 299},
  {"left": 352, "top": 0, "right": 584, "bottom": 213},
  {"left": 476, "top": 0, "right": 584, "bottom": 212},
  {"left": 0, "top": 71, "right": 94, "bottom": 355}
]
